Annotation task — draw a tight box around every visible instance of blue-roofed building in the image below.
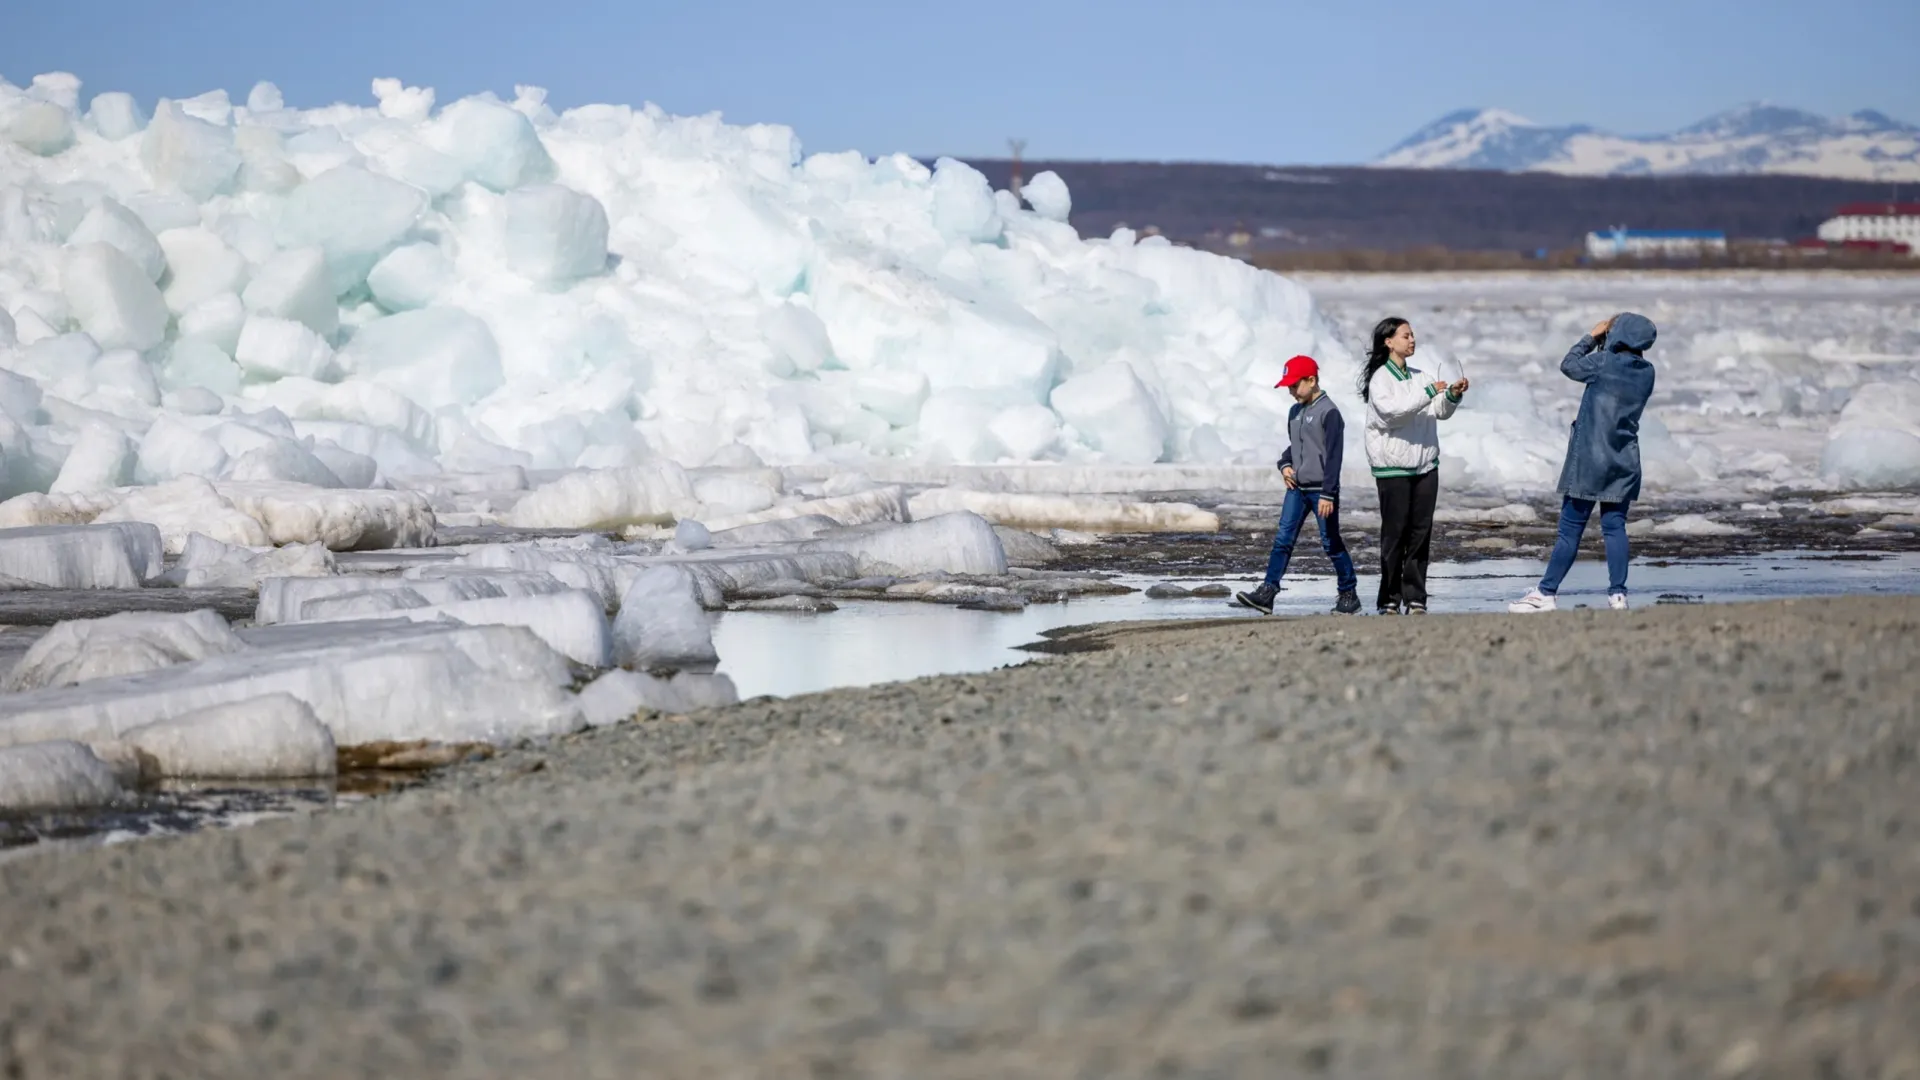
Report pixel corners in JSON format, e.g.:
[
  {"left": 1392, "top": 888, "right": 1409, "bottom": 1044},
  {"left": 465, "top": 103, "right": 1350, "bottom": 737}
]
[{"left": 1584, "top": 227, "right": 1729, "bottom": 260}]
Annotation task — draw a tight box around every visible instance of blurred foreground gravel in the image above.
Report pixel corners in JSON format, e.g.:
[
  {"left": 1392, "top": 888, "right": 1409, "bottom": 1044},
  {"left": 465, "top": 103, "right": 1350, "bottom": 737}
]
[{"left": 3, "top": 596, "right": 1917, "bottom": 1079}]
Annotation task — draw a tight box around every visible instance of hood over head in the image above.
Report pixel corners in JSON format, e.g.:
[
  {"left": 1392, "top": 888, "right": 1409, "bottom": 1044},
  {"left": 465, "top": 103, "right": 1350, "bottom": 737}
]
[{"left": 1607, "top": 312, "right": 1657, "bottom": 353}]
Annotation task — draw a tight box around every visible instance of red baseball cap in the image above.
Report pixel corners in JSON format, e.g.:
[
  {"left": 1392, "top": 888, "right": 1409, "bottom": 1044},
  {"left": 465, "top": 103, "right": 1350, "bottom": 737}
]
[{"left": 1275, "top": 355, "right": 1319, "bottom": 388}]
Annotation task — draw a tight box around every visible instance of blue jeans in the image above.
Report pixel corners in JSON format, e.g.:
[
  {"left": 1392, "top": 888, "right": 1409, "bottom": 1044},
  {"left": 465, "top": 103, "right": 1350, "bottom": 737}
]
[
  {"left": 1539, "top": 496, "right": 1631, "bottom": 596},
  {"left": 1264, "top": 488, "right": 1358, "bottom": 593}
]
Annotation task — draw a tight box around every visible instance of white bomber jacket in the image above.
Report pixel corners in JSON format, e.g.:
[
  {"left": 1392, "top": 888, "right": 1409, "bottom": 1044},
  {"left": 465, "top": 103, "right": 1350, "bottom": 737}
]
[{"left": 1363, "top": 360, "right": 1460, "bottom": 478}]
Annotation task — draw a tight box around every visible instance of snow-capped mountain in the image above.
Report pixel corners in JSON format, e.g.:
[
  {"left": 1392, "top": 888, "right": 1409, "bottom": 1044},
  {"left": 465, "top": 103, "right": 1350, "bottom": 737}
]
[{"left": 1375, "top": 104, "right": 1920, "bottom": 180}]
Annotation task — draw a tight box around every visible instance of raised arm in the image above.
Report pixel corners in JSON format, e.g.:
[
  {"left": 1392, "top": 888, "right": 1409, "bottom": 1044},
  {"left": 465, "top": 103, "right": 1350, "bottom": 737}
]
[
  {"left": 1370, "top": 368, "right": 1441, "bottom": 424},
  {"left": 1562, "top": 316, "right": 1615, "bottom": 384}
]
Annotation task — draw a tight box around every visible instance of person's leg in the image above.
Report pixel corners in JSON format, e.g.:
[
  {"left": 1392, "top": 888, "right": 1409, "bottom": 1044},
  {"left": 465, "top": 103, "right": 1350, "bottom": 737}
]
[
  {"left": 1402, "top": 469, "right": 1440, "bottom": 610},
  {"left": 1375, "top": 477, "right": 1410, "bottom": 612},
  {"left": 1261, "top": 488, "right": 1310, "bottom": 587},
  {"left": 1538, "top": 497, "right": 1596, "bottom": 595},
  {"left": 1600, "top": 500, "right": 1631, "bottom": 595},
  {"left": 1315, "top": 499, "right": 1359, "bottom": 595}
]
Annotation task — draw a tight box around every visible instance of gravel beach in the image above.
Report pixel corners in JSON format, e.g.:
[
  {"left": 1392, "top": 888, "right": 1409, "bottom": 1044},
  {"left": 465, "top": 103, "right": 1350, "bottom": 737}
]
[{"left": 3, "top": 595, "right": 1917, "bottom": 1079}]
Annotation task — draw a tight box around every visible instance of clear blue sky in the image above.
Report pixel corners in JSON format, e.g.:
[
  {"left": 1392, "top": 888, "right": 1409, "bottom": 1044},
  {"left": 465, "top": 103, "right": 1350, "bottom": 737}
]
[{"left": 6, "top": 0, "right": 1916, "bottom": 164}]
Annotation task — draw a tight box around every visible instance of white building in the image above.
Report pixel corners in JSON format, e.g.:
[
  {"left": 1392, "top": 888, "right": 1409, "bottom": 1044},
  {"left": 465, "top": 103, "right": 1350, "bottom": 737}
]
[
  {"left": 1585, "top": 227, "right": 1729, "bottom": 261},
  {"left": 1816, "top": 203, "right": 1920, "bottom": 254}
]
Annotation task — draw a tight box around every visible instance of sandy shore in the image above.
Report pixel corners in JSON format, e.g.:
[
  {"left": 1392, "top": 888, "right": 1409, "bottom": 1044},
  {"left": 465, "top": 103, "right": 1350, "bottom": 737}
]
[{"left": 3, "top": 596, "right": 1917, "bottom": 1078}]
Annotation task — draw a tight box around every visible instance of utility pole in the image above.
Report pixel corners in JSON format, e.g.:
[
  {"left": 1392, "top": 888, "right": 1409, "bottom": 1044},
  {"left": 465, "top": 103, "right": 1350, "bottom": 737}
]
[{"left": 1008, "top": 138, "right": 1027, "bottom": 199}]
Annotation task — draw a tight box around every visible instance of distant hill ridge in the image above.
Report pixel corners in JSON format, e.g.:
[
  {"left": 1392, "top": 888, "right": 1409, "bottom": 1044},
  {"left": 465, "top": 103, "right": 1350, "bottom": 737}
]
[
  {"left": 954, "top": 160, "right": 1905, "bottom": 253},
  {"left": 1374, "top": 104, "right": 1920, "bottom": 181}
]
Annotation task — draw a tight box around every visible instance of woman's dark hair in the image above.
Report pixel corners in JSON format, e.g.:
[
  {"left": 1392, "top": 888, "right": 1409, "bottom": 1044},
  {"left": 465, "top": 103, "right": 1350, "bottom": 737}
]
[{"left": 1359, "top": 316, "right": 1408, "bottom": 402}]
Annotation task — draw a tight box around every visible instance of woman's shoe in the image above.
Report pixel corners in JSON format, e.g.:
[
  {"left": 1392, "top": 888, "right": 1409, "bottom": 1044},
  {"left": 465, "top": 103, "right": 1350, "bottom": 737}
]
[
  {"left": 1405, "top": 604, "right": 1427, "bottom": 615},
  {"left": 1508, "top": 589, "right": 1556, "bottom": 613}
]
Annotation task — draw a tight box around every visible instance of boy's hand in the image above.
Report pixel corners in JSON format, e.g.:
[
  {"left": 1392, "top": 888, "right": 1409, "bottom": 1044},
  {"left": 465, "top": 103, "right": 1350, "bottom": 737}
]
[
  {"left": 1431, "top": 381, "right": 1449, "bottom": 396},
  {"left": 1317, "top": 497, "right": 1334, "bottom": 518},
  {"left": 1281, "top": 465, "right": 1296, "bottom": 489},
  {"left": 1590, "top": 315, "right": 1615, "bottom": 338}
]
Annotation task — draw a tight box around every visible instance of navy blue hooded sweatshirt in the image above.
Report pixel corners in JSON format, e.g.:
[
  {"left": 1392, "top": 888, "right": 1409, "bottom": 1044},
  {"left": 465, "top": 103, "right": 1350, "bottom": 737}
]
[{"left": 1556, "top": 312, "right": 1658, "bottom": 503}]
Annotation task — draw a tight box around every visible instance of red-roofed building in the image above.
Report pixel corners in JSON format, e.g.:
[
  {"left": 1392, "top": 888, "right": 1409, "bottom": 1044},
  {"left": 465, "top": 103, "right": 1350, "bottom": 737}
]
[{"left": 1817, "top": 203, "right": 1920, "bottom": 254}]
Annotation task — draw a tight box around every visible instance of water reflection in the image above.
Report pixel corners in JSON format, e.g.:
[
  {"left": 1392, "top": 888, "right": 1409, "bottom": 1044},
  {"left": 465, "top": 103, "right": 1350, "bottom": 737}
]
[{"left": 713, "top": 552, "right": 1920, "bottom": 700}]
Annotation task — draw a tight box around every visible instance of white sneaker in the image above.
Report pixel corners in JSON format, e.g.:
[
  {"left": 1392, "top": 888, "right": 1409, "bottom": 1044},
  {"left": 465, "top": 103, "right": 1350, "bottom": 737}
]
[
  {"left": 1608, "top": 593, "right": 1628, "bottom": 611},
  {"left": 1508, "top": 589, "right": 1556, "bottom": 613}
]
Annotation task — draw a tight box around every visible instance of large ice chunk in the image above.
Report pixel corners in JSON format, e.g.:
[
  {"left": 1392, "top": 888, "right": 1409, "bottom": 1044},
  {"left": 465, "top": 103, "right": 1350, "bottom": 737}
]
[
  {"left": 119, "top": 693, "right": 336, "bottom": 779},
  {"left": 235, "top": 314, "right": 336, "bottom": 381},
  {"left": 242, "top": 247, "right": 338, "bottom": 335},
  {"left": 0, "top": 742, "right": 120, "bottom": 811},
  {"left": 0, "top": 620, "right": 583, "bottom": 749},
  {"left": 4, "top": 610, "right": 245, "bottom": 691},
  {"left": 0, "top": 523, "right": 163, "bottom": 590},
  {"left": 611, "top": 565, "right": 719, "bottom": 672},
  {"left": 1050, "top": 363, "right": 1169, "bottom": 464},
  {"left": 806, "top": 511, "right": 1007, "bottom": 576},
  {"left": 504, "top": 185, "right": 610, "bottom": 282},
  {"left": 69, "top": 198, "right": 167, "bottom": 283},
  {"left": 135, "top": 414, "right": 229, "bottom": 483},
  {"left": 4, "top": 101, "right": 76, "bottom": 156},
  {"left": 85, "top": 91, "right": 148, "bottom": 140},
  {"left": 218, "top": 482, "right": 435, "bottom": 549},
  {"left": 576, "top": 668, "right": 739, "bottom": 725},
  {"left": 158, "top": 339, "right": 243, "bottom": 396},
  {"left": 62, "top": 243, "right": 168, "bottom": 351},
  {"left": 338, "top": 308, "right": 504, "bottom": 409},
  {"left": 222, "top": 436, "right": 345, "bottom": 488},
  {"left": 276, "top": 166, "right": 428, "bottom": 294},
  {"left": 428, "top": 97, "right": 556, "bottom": 191},
  {"left": 141, "top": 100, "right": 242, "bottom": 200},
  {"left": 1022, "top": 170, "right": 1072, "bottom": 222},
  {"left": 503, "top": 462, "right": 698, "bottom": 530},
  {"left": 177, "top": 291, "right": 248, "bottom": 354},
  {"left": 1822, "top": 380, "right": 1920, "bottom": 490},
  {"left": 157, "top": 227, "right": 249, "bottom": 314},
  {"left": 96, "top": 477, "right": 271, "bottom": 552},
  {"left": 366, "top": 242, "right": 453, "bottom": 311},
  {"left": 49, "top": 423, "right": 135, "bottom": 494}
]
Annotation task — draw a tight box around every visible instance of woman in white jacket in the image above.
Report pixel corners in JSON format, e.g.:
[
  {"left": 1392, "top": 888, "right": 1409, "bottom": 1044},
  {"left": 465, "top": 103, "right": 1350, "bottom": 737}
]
[{"left": 1361, "top": 317, "right": 1468, "bottom": 614}]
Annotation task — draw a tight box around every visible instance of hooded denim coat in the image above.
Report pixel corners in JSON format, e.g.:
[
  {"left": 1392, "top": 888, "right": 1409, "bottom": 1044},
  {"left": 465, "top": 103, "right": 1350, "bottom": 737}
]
[{"left": 1555, "top": 312, "right": 1658, "bottom": 503}]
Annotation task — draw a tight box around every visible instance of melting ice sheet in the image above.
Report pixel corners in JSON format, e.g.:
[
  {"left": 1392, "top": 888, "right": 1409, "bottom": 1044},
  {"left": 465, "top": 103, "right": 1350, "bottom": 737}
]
[{"left": 712, "top": 552, "right": 1920, "bottom": 699}]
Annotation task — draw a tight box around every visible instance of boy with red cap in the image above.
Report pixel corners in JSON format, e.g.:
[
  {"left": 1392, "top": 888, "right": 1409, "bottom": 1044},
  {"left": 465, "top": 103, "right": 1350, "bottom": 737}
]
[{"left": 1235, "top": 355, "right": 1362, "bottom": 615}]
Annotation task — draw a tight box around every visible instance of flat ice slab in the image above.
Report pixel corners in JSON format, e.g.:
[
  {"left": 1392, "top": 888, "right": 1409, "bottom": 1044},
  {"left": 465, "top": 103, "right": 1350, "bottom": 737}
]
[
  {"left": 907, "top": 488, "right": 1218, "bottom": 533},
  {"left": 803, "top": 512, "right": 1008, "bottom": 576},
  {"left": 0, "top": 524, "right": 165, "bottom": 590},
  {"left": 4, "top": 609, "right": 245, "bottom": 691},
  {"left": 0, "top": 620, "right": 583, "bottom": 750}
]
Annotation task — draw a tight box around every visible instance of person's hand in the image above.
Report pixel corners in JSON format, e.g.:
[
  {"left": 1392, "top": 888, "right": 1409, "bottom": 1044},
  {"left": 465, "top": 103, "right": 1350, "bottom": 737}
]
[
  {"left": 1449, "top": 378, "right": 1470, "bottom": 396},
  {"left": 1281, "top": 465, "right": 1296, "bottom": 489},
  {"left": 1431, "top": 381, "right": 1449, "bottom": 396},
  {"left": 1590, "top": 315, "right": 1615, "bottom": 338},
  {"left": 1317, "top": 497, "right": 1334, "bottom": 518}
]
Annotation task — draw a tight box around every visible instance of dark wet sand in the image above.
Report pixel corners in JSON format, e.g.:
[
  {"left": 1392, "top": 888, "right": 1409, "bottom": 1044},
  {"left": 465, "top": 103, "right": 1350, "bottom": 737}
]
[{"left": 2, "top": 596, "right": 1917, "bottom": 1079}]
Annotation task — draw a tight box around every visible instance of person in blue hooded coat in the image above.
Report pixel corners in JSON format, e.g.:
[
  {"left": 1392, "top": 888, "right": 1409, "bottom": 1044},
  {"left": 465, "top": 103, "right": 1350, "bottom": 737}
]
[{"left": 1510, "top": 312, "right": 1658, "bottom": 613}]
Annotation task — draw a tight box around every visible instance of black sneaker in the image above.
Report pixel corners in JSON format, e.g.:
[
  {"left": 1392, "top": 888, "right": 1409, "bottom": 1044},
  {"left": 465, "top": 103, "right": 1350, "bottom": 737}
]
[
  {"left": 1405, "top": 603, "right": 1427, "bottom": 615},
  {"left": 1333, "top": 590, "right": 1361, "bottom": 614},
  {"left": 1376, "top": 606, "right": 1400, "bottom": 616},
  {"left": 1234, "top": 582, "right": 1278, "bottom": 614}
]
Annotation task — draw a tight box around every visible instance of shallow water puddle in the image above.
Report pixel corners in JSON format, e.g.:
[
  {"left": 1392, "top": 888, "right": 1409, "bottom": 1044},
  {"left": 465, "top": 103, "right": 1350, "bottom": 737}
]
[{"left": 712, "top": 551, "right": 1920, "bottom": 700}]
